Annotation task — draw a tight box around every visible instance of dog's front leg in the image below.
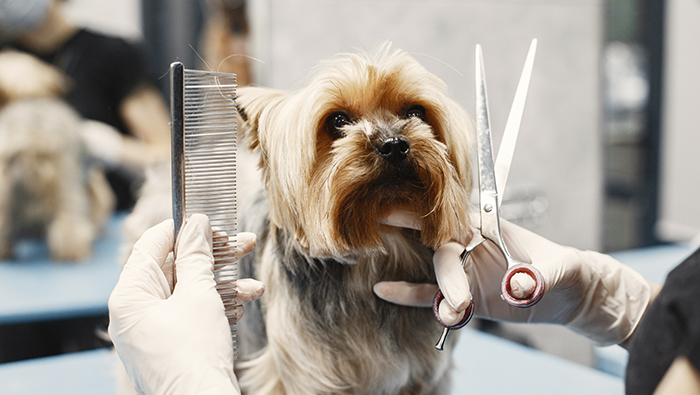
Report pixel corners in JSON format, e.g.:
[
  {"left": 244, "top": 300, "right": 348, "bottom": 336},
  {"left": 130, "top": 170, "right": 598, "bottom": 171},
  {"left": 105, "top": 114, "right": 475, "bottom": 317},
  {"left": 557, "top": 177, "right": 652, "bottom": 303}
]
[
  {"left": 47, "top": 177, "right": 95, "bottom": 261},
  {"left": 47, "top": 211, "right": 94, "bottom": 261}
]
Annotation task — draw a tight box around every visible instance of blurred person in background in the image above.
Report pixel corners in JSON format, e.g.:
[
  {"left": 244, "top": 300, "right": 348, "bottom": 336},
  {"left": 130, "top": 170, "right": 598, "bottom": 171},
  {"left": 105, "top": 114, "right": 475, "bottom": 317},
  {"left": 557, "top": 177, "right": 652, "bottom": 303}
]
[
  {"left": 0, "top": 0, "right": 170, "bottom": 210},
  {"left": 199, "top": 0, "right": 252, "bottom": 85}
]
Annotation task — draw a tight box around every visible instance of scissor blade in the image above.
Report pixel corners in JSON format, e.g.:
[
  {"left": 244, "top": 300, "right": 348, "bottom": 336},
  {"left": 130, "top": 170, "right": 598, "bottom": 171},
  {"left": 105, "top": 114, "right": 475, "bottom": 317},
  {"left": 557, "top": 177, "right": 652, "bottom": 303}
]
[
  {"left": 495, "top": 39, "right": 537, "bottom": 206},
  {"left": 475, "top": 44, "right": 497, "bottom": 196}
]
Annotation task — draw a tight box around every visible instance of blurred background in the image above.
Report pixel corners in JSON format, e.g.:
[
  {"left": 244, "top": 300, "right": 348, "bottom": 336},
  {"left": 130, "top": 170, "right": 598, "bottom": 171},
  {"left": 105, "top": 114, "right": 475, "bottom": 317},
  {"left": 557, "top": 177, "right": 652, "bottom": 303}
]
[
  {"left": 63, "top": 0, "right": 700, "bottom": 253},
  {"left": 0, "top": 0, "right": 699, "bottom": 392}
]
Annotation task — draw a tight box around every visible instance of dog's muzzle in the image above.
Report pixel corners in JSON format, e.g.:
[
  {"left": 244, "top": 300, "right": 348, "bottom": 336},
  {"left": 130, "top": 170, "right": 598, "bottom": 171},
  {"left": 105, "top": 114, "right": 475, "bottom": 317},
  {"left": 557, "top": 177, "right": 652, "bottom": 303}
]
[{"left": 375, "top": 137, "right": 410, "bottom": 166}]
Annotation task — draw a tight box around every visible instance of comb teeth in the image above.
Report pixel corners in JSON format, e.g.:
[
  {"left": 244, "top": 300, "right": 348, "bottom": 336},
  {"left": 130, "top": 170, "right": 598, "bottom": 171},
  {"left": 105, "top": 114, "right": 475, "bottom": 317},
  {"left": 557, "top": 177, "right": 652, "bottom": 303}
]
[{"left": 170, "top": 62, "right": 239, "bottom": 357}]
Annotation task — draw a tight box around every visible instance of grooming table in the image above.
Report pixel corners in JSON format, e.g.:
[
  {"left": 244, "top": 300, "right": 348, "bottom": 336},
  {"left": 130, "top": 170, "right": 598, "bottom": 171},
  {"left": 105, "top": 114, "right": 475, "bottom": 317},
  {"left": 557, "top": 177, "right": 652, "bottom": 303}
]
[
  {"left": 0, "top": 213, "right": 126, "bottom": 325},
  {"left": 0, "top": 218, "right": 691, "bottom": 393},
  {"left": 0, "top": 326, "right": 624, "bottom": 395}
]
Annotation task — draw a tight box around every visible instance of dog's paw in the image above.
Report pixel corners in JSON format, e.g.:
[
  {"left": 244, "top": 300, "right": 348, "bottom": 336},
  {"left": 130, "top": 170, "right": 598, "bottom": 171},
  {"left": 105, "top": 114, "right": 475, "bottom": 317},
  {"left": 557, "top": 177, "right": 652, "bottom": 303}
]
[{"left": 47, "top": 214, "right": 95, "bottom": 261}]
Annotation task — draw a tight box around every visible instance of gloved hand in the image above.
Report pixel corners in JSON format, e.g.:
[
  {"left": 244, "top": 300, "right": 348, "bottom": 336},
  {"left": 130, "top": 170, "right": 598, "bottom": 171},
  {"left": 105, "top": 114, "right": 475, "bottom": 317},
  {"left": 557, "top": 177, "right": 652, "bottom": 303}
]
[
  {"left": 79, "top": 120, "right": 125, "bottom": 168},
  {"left": 108, "top": 214, "right": 264, "bottom": 395},
  {"left": 375, "top": 209, "right": 660, "bottom": 346}
]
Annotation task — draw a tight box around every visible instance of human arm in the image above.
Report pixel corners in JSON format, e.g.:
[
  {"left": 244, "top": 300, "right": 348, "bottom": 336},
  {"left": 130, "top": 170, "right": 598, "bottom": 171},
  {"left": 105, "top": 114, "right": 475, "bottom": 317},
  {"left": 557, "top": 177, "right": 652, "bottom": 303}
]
[
  {"left": 108, "top": 214, "right": 263, "bottom": 395},
  {"left": 80, "top": 84, "right": 170, "bottom": 171},
  {"left": 653, "top": 356, "right": 700, "bottom": 395},
  {"left": 118, "top": 84, "right": 171, "bottom": 168}
]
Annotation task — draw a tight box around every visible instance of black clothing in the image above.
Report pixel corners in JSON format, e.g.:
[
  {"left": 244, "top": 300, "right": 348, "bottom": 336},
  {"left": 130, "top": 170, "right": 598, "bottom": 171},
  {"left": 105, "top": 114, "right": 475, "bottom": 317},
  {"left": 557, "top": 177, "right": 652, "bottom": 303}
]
[
  {"left": 626, "top": 247, "right": 700, "bottom": 394},
  {"left": 3, "top": 29, "right": 153, "bottom": 209}
]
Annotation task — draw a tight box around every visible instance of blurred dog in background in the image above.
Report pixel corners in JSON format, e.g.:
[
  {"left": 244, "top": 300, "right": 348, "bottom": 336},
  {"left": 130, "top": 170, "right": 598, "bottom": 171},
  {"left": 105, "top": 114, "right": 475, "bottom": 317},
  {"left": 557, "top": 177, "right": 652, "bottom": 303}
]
[{"left": 0, "top": 50, "right": 114, "bottom": 261}]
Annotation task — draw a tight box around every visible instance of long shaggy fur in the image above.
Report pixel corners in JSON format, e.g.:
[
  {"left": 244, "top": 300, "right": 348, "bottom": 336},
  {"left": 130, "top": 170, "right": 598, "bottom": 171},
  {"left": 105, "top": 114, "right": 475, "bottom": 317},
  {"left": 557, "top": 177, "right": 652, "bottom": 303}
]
[
  {"left": 0, "top": 50, "right": 114, "bottom": 261},
  {"left": 0, "top": 50, "right": 68, "bottom": 106},
  {"left": 0, "top": 98, "right": 115, "bottom": 261},
  {"left": 235, "top": 43, "right": 475, "bottom": 394}
]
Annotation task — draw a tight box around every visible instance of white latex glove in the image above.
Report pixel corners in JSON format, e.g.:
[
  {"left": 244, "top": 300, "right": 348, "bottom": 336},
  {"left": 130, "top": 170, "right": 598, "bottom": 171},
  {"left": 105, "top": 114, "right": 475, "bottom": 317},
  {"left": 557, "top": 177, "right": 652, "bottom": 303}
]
[
  {"left": 108, "top": 214, "right": 264, "bottom": 395},
  {"left": 375, "top": 209, "right": 658, "bottom": 346},
  {"left": 79, "top": 120, "right": 125, "bottom": 168}
]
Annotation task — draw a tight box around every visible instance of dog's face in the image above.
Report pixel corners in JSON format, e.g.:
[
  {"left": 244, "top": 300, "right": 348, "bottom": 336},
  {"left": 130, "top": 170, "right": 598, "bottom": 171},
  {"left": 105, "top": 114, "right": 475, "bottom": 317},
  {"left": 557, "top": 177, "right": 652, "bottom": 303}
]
[{"left": 238, "top": 44, "right": 474, "bottom": 256}]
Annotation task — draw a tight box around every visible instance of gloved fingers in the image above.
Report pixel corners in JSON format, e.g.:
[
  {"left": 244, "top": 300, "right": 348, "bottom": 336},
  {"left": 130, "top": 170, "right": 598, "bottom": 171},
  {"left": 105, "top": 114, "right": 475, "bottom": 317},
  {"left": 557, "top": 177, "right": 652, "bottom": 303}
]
[
  {"left": 373, "top": 281, "right": 437, "bottom": 307},
  {"left": 111, "top": 219, "right": 175, "bottom": 305},
  {"left": 499, "top": 220, "right": 533, "bottom": 265},
  {"left": 509, "top": 272, "right": 537, "bottom": 299},
  {"left": 434, "top": 242, "right": 471, "bottom": 312},
  {"left": 127, "top": 218, "right": 176, "bottom": 272},
  {"left": 211, "top": 231, "right": 257, "bottom": 261},
  {"left": 438, "top": 298, "right": 466, "bottom": 327},
  {"left": 162, "top": 252, "right": 176, "bottom": 292},
  {"left": 499, "top": 219, "right": 573, "bottom": 293},
  {"left": 235, "top": 232, "right": 257, "bottom": 258},
  {"left": 224, "top": 279, "right": 264, "bottom": 321},
  {"left": 499, "top": 226, "right": 539, "bottom": 299},
  {"left": 234, "top": 278, "right": 265, "bottom": 305},
  {"left": 372, "top": 281, "right": 468, "bottom": 327},
  {"left": 173, "top": 214, "right": 216, "bottom": 293},
  {"left": 79, "top": 120, "right": 124, "bottom": 167},
  {"left": 378, "top": 208, "right": 422, "bottom": 230}
]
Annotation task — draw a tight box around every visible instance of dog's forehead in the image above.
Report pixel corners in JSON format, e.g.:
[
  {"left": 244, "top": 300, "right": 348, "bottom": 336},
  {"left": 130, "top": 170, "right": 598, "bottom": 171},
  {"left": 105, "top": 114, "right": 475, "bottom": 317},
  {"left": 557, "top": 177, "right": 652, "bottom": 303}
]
[{"left": 315, "top": 54, "right": 439, "bottom": 116}]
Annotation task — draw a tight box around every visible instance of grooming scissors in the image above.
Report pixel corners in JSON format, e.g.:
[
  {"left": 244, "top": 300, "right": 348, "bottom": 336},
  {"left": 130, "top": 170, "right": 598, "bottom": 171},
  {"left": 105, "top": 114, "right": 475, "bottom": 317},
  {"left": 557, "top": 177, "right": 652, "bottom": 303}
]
[{"left": 433, "top": 39, "right": 544, "bottom": 350}]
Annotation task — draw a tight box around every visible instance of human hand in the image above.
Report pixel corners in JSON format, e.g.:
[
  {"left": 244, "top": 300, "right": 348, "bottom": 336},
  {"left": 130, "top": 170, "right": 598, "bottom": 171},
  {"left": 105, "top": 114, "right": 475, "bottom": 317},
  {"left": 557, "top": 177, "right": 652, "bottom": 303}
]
[
  {"left": 79, "top": 120, "right": 124, "bottom": 168},
  {"left": 375, "top": 209, "right": 657, "bottom": 346},
  {"left": 108, "top": 214, "right": 264, "bottom": 395}
]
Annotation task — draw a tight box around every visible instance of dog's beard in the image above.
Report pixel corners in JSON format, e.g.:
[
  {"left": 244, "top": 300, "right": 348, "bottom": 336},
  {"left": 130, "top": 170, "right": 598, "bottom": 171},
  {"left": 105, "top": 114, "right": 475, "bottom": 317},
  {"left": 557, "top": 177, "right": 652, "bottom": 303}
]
[{"left": 305, "top": 118, "right": 471, "bottom": 256}]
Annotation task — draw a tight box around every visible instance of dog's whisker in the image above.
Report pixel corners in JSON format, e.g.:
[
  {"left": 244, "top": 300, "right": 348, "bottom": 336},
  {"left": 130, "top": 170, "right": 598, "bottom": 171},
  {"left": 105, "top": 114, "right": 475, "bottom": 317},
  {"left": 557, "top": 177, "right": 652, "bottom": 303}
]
[
  {"left": 407, "top": 52, "right": 465, "bottom": 78},
  {"left": 217, "top": 53, "right": 265, "bottom": 73}
]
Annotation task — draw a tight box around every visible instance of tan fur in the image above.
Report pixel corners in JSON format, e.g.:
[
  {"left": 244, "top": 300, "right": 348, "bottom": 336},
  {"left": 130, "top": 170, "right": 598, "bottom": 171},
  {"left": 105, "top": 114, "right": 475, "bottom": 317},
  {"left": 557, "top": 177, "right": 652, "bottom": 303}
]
[
  {"left": 0, "top": 99, "right": 114, "bottom": 261},
  {"left": 0, "top": 50, "right": 69, "bottom": 107},
  {"left": 235, "top": 43, "right": 475, "bottom": 394}
]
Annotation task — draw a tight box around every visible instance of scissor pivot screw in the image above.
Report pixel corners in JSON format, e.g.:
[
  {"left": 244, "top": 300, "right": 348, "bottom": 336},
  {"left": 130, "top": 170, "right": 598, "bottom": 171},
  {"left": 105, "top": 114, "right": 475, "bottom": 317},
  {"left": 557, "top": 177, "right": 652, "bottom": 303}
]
[{"left": 484, "top": 204, "right": 493, "bottom": 213}]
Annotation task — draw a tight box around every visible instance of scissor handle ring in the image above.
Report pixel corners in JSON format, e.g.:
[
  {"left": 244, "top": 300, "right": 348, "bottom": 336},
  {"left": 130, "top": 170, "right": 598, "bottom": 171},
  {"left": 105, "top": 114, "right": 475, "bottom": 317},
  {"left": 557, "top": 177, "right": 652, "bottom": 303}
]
[
  {"left": 501, "top": 263, "right": 545, "bottom": 307},
  {"left": 432, "top": 290, "right": 474, "bottom": 330}
]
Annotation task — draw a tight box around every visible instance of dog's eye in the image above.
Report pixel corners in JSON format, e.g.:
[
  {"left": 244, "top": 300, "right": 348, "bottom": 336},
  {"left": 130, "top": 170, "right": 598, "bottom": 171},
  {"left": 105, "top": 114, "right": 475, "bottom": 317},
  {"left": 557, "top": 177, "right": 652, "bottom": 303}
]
[
  {"left": 405, "top": 105, "right": 426, "bottom": 121},
  {"left": 326, "top": 111, "right": 351, "bottom": 138}
]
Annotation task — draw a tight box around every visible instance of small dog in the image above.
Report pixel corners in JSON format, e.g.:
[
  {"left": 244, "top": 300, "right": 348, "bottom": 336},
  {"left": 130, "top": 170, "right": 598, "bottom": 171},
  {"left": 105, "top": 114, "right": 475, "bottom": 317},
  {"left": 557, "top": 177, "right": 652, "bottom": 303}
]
[
  {"left": 235, "top": 43, "right": 475, "bottom": 394},
  {"left": 0, "top": 50, "right": 115, "bottom": 262},
  {"left": 0, "top": 98, "right": 115, "bottom": 261}
]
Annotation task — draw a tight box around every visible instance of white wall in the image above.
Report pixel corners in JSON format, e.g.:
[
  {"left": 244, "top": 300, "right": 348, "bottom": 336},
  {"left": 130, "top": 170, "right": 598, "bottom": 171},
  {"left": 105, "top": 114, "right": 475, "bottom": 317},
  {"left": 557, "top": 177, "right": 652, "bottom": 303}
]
[
  {"left": 55, "top": 0, "right": 606, "bottom": 250},
  {"left": 658, "top": 0, "right": 700, "bottom": 244},
  {"left": 62, "top": 0, "right": 142, "bottom": 40},
  {"left": 248, "top": 0, "right": 604, "bottom": 250}
]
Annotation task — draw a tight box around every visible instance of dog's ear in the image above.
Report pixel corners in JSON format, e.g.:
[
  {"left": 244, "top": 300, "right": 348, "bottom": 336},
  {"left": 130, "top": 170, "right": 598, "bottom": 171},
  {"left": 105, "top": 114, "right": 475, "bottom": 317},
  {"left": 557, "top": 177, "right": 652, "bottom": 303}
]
[
  {"left": 437, "top": 96, "right": 476, "bottom": 190},
  {"left": 236, "top": 86, "right": 288, "bottom": 152}
]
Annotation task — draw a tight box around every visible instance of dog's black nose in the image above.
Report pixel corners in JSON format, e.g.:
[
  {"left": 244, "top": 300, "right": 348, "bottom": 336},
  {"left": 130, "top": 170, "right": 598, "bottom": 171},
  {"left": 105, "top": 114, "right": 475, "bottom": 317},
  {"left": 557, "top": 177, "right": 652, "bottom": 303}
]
[{"left": 376, "top": 137, "right": 410, "bottom": 165}]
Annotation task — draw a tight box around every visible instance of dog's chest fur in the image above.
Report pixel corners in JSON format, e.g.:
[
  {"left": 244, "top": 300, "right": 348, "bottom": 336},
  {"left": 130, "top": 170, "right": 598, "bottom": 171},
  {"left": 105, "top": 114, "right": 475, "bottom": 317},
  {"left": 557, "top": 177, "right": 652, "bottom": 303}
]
[
  {"left": 4, "top": 155, "right": 63, "bottom": 236},
  {"left": 237, "top": 191, "right": 455, "bottom": 395}
]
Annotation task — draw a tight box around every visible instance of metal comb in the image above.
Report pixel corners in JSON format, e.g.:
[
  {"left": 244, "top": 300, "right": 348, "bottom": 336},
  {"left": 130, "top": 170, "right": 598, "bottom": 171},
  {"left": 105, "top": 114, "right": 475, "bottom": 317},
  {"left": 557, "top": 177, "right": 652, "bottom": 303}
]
[{"left": 170, "top": 61, "right": 239, "bottom": 355}]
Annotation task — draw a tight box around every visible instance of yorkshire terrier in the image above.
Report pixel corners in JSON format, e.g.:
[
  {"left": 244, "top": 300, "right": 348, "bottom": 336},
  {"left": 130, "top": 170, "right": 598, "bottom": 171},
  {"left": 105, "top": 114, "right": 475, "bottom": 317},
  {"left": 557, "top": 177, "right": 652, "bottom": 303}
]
[
  {"left": 0, "top": 50, "right": 115, "bottom": 261},
  {"left": 235, "top": 43, "right": 475, "bottom": 394}
]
